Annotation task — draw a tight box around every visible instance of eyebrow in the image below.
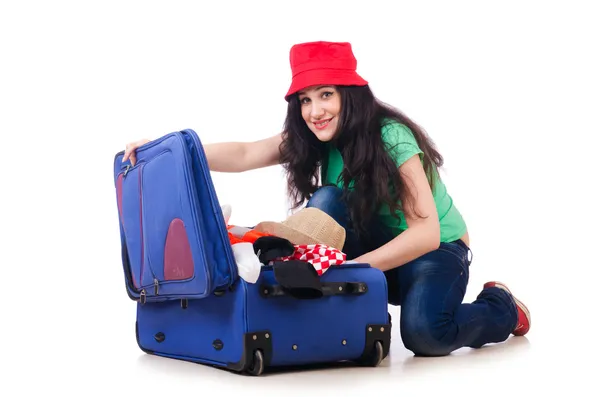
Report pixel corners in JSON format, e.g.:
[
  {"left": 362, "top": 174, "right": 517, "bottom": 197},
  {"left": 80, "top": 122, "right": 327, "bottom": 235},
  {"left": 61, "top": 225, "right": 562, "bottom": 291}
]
[{"left": 298, "top": 85, "right": 333, "bottom": 96}]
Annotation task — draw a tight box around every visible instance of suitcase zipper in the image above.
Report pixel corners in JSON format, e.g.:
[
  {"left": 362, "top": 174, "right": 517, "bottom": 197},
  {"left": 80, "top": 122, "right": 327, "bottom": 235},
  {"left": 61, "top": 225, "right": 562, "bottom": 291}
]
[
  {"left": 137, "top": 162, "right": 160, "bottom": 290},
  {"left": 117, "top": 169, "right": 142, "bottom": 296},
  {"left": 121, "top": 161, "right": 158, "bottom": 294}
]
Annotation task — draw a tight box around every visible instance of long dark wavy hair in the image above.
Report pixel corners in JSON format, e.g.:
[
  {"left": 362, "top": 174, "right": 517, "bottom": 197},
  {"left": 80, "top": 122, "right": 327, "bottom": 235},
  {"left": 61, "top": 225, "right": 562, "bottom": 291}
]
[{"left": 279, "top": 85, "right": 444, "bottom": 237}]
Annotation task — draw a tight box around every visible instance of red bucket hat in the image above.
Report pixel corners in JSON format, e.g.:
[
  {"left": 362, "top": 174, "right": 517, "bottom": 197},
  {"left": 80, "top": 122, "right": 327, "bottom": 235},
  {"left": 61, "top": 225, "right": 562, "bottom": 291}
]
[{"left": 285, "top": 41, "right": 368, "bottom": 100}]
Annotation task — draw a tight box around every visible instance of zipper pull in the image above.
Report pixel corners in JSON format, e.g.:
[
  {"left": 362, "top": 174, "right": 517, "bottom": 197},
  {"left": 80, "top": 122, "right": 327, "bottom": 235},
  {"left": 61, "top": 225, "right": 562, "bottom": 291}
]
[
  {"left": 154, "top": 279, "right": 159, "bottom": 295},
  {"left": 123, "top": 164, "right": 131, "bottom": 177},
  {"left": 140, "top": 289, "right": 146, "bottom": 304}
]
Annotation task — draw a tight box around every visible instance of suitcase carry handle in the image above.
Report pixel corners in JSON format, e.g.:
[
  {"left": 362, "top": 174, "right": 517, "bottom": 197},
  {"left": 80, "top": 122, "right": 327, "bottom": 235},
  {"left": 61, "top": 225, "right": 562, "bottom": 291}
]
[{"left": 260, "top": 260, "right": 368, "bottom": 299}]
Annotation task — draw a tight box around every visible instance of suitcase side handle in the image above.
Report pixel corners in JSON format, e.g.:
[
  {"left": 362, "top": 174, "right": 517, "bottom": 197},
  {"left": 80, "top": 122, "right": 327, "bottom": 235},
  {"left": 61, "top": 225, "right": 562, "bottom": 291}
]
[
  {"left": 259, "top": 281, "right": 368, "bottom": 299},
  {"left": 263, "top": 260, "right": 369, "bottom": 299}
]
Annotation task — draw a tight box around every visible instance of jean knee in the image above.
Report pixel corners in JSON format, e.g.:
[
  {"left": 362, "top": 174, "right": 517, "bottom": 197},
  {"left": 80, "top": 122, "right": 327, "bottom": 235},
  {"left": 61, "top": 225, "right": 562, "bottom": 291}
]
[
  {"left": 306, "top": 186, "right": 344, "bottom": 216},
  {"left": 401, "top": 315, "right": 454, "bottom": 357}
]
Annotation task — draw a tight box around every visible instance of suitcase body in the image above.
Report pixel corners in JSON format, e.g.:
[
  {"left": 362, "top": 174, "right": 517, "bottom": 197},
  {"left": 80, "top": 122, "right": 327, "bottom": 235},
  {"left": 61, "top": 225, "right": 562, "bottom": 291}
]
[{"left": 113, "top": 129, "right": 391, "bottom": 375}]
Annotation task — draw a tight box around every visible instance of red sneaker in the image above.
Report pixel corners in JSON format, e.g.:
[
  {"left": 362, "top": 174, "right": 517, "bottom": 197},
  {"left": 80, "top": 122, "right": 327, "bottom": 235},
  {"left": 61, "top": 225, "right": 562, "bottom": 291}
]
[{"left": 483, "top": 281, "right": 531, "bottom": 336}]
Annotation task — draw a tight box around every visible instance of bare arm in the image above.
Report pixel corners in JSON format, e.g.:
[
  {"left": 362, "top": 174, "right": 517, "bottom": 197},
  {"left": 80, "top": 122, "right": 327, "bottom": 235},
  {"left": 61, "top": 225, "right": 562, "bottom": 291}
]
[
  {"left": 353, "top": 155, "right": 441, "bottom": 271},
  {"left": 123, "top": 133, "right": 283, "bottom": 172},
  {"left": 205, "top": 133, "right": 283, "bottom": 172}
]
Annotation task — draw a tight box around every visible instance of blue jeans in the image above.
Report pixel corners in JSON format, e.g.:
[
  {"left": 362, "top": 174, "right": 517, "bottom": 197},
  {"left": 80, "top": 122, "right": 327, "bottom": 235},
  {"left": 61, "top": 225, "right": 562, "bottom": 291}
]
[{"left": 306, "top": 186, "right": 519, "bottom": 356}]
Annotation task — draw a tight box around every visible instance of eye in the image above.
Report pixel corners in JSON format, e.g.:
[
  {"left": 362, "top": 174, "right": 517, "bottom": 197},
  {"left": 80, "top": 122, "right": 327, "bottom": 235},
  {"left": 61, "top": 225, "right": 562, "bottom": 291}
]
[
  {"left": 322, "top": 91, "right": 334, "bottom": 99},
  {"left": 300, "top": 97, "right": 310, "bottom": 104}
]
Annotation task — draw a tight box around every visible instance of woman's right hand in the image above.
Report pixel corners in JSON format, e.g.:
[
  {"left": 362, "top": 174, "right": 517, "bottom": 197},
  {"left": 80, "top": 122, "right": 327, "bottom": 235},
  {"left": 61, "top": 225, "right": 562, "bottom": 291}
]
[{"left": 122, "top": 139, "right": 150, "bottom": 165}]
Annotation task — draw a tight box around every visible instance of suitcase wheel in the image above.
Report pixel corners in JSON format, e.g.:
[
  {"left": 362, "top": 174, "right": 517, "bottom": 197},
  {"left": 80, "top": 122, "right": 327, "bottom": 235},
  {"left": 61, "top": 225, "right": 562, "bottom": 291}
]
[
  {"left": 371, "top": 341, "right": 384, "bottom": 367},
  {"left": 245, "top": 349, "right": 265, "bottom": 376},
  {"left": 358, "top": 340, "right": 384, "bottom": 367}
]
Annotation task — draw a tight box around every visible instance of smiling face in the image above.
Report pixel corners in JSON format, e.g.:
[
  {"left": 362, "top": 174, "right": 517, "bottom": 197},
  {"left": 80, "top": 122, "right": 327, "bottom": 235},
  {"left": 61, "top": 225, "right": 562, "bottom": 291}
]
[{"left": 298, "top": 85, "right": 341, "bottom": 142}]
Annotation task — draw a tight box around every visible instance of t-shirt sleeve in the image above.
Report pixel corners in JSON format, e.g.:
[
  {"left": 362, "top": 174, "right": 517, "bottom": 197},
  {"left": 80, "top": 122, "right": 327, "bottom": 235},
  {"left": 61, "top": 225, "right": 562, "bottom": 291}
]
[{"left": 381, "top": 121, "right": 424, "bottom": 168}]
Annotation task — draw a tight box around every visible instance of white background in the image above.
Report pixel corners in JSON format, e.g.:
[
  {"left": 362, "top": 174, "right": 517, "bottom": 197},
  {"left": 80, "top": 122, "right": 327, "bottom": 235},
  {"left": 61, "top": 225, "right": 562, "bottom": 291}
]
[{"left": 1, "top": 0, "right": 599, "bottom": 395}]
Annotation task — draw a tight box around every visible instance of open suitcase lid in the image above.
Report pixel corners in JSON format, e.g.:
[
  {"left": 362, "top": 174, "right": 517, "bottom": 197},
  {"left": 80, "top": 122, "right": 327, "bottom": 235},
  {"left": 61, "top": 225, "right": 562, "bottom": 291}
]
[{"left": 113, "top": 129, "right": 238, "bottom": 303}]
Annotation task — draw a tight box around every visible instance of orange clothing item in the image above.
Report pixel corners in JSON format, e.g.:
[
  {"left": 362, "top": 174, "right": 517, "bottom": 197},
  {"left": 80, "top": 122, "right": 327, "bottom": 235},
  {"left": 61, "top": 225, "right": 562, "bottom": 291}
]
[{"left": 227, "top": 225, "right": 271, "bottom": 245}]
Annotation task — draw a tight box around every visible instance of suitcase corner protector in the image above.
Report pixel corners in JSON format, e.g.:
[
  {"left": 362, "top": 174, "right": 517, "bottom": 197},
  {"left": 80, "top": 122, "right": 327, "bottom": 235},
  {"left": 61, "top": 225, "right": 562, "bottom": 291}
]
[{"left": 358, "top": 323, "right": 391, "bottom": 362}]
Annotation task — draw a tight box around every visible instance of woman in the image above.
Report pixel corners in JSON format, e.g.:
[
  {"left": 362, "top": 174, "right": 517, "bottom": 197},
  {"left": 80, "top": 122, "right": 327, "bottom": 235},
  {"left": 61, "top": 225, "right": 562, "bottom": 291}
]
[{"left": 123, "top": 41, "right": 530, "bottom": 356}]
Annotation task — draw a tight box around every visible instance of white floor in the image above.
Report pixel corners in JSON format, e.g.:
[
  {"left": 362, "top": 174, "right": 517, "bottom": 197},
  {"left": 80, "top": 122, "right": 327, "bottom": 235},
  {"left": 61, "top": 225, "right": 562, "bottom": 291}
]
[
  {"left": 9, "top": 287, "right": 592, "bottom": 397},
  {"left": 124, "top": 296, "right": 593, "bottom": 395}
]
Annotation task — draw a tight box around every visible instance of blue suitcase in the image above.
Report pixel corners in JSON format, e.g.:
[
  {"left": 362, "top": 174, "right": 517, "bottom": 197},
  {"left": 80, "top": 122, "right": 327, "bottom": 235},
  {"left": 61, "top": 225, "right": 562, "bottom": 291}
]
[{"left": 113, "top": 129, "right": 391, "bottom": 375}]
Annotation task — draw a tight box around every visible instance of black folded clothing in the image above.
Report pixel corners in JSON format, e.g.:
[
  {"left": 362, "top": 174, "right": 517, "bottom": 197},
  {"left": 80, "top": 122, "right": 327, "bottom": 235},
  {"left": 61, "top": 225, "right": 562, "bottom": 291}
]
[
  {"left": 272, "top": 260, "right": 323, "bottom": 299},
  {"left": 253, "top": 235, "right": 295, "bottom": 265}
]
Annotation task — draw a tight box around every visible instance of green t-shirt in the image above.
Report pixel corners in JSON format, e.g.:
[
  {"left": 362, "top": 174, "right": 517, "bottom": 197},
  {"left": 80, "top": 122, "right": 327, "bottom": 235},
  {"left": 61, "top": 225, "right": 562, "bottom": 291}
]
[{"left": 322, "top": 120, "right": 467, "bottom": 243}]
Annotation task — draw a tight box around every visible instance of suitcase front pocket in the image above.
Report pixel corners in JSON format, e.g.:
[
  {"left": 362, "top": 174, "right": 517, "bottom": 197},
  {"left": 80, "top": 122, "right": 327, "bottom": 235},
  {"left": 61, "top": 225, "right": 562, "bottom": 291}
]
[
  {"left": 118, "top": 152, "right": 199, "bottom": 293},
  {"left": 116, "top": 144, "right": 215, "bottom": 303},
  {"left": 140, "top": 150, "right": 196, "bottom": 285}
]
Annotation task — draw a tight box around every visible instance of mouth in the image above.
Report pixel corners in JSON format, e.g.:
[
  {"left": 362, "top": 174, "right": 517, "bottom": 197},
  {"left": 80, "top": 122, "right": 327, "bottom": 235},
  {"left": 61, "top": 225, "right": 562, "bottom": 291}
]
[{"left": 313, "top": 117, "right": 333, "bottom": 130}]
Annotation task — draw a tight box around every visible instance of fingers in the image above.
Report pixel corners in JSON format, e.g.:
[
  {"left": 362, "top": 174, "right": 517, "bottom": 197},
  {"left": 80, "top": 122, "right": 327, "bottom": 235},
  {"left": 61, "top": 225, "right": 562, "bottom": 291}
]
[
  {"left": 122, "top": 139, "right": 150, "bottom": 166},
  {"left": 122, "top": 144, "right": 136, "bottom": 165},
  {"left": 129, "top": 152, "right": 137, "bottom": 166}
]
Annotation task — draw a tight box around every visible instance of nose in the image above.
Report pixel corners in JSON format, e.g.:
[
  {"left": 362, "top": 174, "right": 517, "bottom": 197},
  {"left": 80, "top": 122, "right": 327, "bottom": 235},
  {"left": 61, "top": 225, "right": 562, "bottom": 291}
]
[{"left": 311, "top": 102, "right": 325, "bottom": 120}]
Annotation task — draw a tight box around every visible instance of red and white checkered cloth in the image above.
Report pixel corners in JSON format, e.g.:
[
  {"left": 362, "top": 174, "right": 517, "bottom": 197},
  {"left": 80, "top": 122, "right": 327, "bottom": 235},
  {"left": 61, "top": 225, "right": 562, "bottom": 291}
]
[{"left": 279, "top": 244, "right": 346, "bottom": 276}]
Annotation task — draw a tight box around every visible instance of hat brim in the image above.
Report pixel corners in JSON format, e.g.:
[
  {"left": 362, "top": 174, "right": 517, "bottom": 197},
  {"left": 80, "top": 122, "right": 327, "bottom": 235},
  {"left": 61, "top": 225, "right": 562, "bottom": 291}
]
[
  {"left": 285, "top": 69, "right": 368, "bottom": 100},
  {"left": 253, "top": 221, "right": 344, "bottom": 251}
]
